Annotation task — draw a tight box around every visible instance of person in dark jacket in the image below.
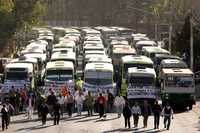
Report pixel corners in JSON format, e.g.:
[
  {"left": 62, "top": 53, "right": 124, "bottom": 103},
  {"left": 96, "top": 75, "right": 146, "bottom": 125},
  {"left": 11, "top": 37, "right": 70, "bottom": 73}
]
[
  {"left": 53, "top": 102, "right": 61, "bottom": 125},
  {"left": 46, "top": 92, "right": 57, "bottom": 116},
  {"left": 141, "top": 100, "right": 152, "bottom": 128},
  {"left": 153, "top": 101, "right": 162, "bottom": 129},
  {"left": 6, "top": 102, "right": 14, "bottom": 126},
  {"left": 1, "top": 104, "right": 8, "bottom": 131},
  {"left": 40, "top": 102, "right": 49, "bottom": 125},
  {"left": 161, "top": 102, "right": 174, "bottom": 130},
  {"left": 123, "top": 101, "right": 132, "bottom": 128},
  {"left": 107, "top": 90, "right": 114, "bottom": 113}
]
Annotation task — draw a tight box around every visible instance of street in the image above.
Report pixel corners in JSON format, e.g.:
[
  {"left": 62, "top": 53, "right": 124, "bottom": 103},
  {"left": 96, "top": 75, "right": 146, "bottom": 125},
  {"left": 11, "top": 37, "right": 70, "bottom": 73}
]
[{"left": 1, "top": 102, "right": 199, "bottom": 133}]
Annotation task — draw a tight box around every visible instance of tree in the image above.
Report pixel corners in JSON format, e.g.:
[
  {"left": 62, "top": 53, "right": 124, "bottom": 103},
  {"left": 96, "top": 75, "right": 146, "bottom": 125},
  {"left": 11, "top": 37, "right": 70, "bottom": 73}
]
[{"left": 0, "top": 0, "right": 46, "bottom": 56}]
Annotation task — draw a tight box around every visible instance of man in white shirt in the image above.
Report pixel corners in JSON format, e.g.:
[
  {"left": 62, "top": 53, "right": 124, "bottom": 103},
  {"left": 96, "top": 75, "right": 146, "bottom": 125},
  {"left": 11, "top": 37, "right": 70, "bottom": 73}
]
[
  {"left": 114, "top": 95, "right": 125, "bottom": 118},
  {"left": 75, "top": 91, "right": 85, "bottom": 116},
  {"left": 57, "top": 94, "right": 65, "bottom": 117},
  {"left": 132, "top": 102, "right": 141, "bottom": 128}
]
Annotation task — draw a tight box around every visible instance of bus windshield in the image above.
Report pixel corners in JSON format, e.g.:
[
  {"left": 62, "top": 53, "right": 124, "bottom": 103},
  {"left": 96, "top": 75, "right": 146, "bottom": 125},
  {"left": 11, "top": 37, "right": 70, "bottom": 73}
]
[
  {"left": 165, "top": 76, "right": 193, "bottom": 87},
  {"left": 128, "top": 76, "right": 154, "bottom": 87},
  {"left": 46, "top": 70, "right": 73, "bottom": 81},
  {"left": 85, "top": 71, "right": 113, "bottom": 85},
  {"left": 6, "top": 72, "right": 28, "bottom": 80},
  {"left": 85, "top": 78, "right": 112, "bottom": 85}
]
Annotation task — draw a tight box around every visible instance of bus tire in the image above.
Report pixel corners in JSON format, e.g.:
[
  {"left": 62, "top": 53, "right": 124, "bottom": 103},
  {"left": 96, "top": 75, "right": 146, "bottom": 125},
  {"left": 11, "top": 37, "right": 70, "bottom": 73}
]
[{"left": 189, "top": 104, "right": 193, "bottom": 110}]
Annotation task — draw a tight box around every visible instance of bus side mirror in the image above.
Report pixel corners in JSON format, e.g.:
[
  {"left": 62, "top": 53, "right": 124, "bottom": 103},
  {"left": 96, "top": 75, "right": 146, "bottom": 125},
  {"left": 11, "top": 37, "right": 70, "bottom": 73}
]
[
  {"left": 0, "top": 74, "right": 4, "bottom": 83},
  {"left": 74, "top": 74, "right": 77, "bottom": 80}
]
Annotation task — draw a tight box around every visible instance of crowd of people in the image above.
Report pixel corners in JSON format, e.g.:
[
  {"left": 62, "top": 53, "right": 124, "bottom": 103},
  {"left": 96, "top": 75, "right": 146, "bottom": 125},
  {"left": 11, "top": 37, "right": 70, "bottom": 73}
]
[
  {"left": 122, "top": 100, "right": 174, "bottom": 130},
  {"left": 1, "top": 85, "right": 174, "bottom": 131}
]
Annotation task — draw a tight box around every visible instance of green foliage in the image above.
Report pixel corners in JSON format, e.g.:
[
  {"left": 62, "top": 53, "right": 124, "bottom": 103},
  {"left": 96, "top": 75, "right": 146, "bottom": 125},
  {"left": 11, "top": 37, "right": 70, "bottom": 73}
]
[
  {"left": 0, "top": 0, "right": 46, "bottom": 49},
  {"left": 0, "top": 0, "right": 14, "bottom": 13}
]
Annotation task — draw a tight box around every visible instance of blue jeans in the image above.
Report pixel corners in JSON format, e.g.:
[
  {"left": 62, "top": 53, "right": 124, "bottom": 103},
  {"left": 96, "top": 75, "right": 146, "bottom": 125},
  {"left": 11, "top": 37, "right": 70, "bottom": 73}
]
[
  {"left": 164, "top": 116, "right": 171, "bottom": 129},
  {"left": 77, "top": 103, "right": 83, "bottom": 115}
]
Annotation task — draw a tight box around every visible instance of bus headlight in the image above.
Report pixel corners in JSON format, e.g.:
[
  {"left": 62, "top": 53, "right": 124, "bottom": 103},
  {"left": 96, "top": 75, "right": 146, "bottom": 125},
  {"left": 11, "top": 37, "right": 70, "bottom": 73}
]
[{"left": 165, "top": 94, "right": 169, "bottom": 99}]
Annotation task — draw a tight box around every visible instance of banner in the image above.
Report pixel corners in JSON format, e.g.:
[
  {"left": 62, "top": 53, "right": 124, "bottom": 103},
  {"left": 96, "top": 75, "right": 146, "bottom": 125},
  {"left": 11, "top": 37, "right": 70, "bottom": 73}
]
[
  {"left": 1, "top": 80, "right": 30, "bottom": 93},
  {"left": 44, "top": 80, "right": 74, "bottom": 96},
  {"left": 83, "top": 82, "right": 114, "bottom": 94},
  {"left": 127, "top": 86, "right": 156, "bottom": 99}
]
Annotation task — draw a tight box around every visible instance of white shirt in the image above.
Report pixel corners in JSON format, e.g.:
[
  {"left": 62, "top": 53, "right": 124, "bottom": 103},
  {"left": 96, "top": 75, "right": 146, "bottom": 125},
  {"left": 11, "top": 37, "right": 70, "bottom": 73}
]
[
  {"left": 75, "top": 95, "right": 85, "bottom": 104},
  {"left": 58, "top": 96, "right": 65, "bottom": 105},
  {"left": 132, "top": 105, "right": 141, "bottom": 115},
  {"left": 114, "top": 96, "right": 125, "bottom": 106},
  {"left": 28, "top": 98, "right": 32, "bottom": 108}
]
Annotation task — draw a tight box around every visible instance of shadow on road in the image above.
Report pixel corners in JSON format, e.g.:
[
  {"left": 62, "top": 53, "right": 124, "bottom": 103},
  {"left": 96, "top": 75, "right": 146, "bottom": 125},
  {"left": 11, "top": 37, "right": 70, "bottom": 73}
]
[
  {"left": 75, "top": 117, "right": 100, "bottom": 123},
  {"left": 103, "top": 128, "right": 166, "bottom": 133},
  {"left": 11, "top": 118, "right": 40, "bottom": 124},
  {"left": 62, "top": 115, "right": 88, "bottom": 122},
  {"left": 15, "top": 124, "right": 53, "bottom": 132},
  {"left": 95, "top": 117, "right": 119, "bottom": 123}
]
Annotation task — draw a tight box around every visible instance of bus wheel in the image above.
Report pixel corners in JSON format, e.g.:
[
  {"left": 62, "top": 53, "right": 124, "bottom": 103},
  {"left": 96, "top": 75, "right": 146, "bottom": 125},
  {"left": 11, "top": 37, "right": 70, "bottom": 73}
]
[{"left": 189, "top": 104, "right": 193, "bottom": 110}]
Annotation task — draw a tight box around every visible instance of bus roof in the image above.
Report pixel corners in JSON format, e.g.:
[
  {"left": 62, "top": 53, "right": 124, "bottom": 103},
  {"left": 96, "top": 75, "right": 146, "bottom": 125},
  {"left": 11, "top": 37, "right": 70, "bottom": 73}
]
[
  {"left": 38, "top": 35, "right": 54, "bottom": 41},
  {"left": 54, "top": 42, "right": 75, "bottom": 48},
  {"left": 161, "top": 59, "right": 185, "bottom": 64},
  {"left": 161, "top": 59, "right": 188, "bottom": 68},
  {"left": 162, "top": 68, "right": 193, "bottom": 75},
  {"left": 23, "top": 53, "right": 46, "bottom": 62},
  {"left": 128, "top": 67, "right": 156, "bottom": 77},
  {"left": 52, "top": 48, "right": 73, "bottom": 53},
  {"left": 65, "top": 28, "right": 80, "bottom": 34},
  {"left": 6, "top": 63, "right": 33, "bottom": 73},
  {"left": 113, "top": 47, "right": 136, "bottom": 54},
  {"left": 11, "top": 57, "right": 38, "bottom": 64},
  {"left": 85, "top": 50, "right": 105, "bottom": 54},
  {"left": 122, "top": 55, "right": 153, "bottom": 64},
  {"left": 85, "top": 63, "right": 113, "bottom": 72},
  {"left": 154, "top": 54, "right": 181, "bottom": 59},
  {"left": 142, "top": 46, "right": 170, "bottom": 54},
  {"left": 111, "top": 40, "right": 129, "bottom": 45},
  {"left": 85, "top": 54, "right": 107, "bottom": 61},
  {"left": 101, "top": 28, "right": 118, "bottom": 33},
  {"left": 46, "top": 61, "right": 74, "bottom": 70},
  {"left": 89, "top": 57, "right": 112, "bottom": 63},
  {"left": 51, "top": 52, "right": 76, "bottom": 61},
  {"left": 135, "top": 40, "right": 156, "bottom": 47}
]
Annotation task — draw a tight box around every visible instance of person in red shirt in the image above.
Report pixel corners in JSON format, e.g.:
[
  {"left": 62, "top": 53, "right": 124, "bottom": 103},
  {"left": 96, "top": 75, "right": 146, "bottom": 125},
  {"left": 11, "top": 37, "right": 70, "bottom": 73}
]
[{"left": 97, "top": 93, "right": 106, "bottom": 118}]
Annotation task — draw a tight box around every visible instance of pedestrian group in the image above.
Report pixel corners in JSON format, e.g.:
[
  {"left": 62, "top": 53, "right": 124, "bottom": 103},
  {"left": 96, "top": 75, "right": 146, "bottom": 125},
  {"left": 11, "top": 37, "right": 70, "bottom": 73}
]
[{"left": 1, "top": 84, "right": 174, "bottom": 131}]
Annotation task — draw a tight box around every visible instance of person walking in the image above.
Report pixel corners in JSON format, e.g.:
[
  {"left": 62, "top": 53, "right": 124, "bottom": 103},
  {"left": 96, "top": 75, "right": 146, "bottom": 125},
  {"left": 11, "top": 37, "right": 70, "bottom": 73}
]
[
  {"left": 162, "top": 103, "right": 174, "bottom": 130},
  {"left": 85, "top": 91, "right": 94, "bottom": 116},
  {"left": 46, "top": 91, "right": 57, "bottom": 116},
  {"left": 66, "top": 91, "right": 74, "bottom": 117},
  {"left": 27, "top": 95, "right": 34, "bottom": 120},
  {"left": 57, "top": 94, "right": 65, "bottom": 117},
  {"left": 132, "top": 102, "right": 141, "bottom": 128},
  {"left": 97, "top": 93, "right": 106, "bottom": 118},
  {"left": 75, "top": 91, "right": 85, "bottom": 116},
  {"left": 53, "top": 102, "right": 61, "bottom": 125},
  {"left": 40, "top": 102, "right": 49, "bottom": 125},
  {"left": 107, "top": 90, "right": 114, "bottom": 113},
  {"left": 123, "top": 101, "right": 132, "bottom": 129},
  {"left": 6, "top": 101, "right": 14, "bottom": 126},
  {"left": 153, "top": 101, "right": 162, "bottom": 129},
  {"left": 1, "top": 104, "right": 9, "bottom": 131},
  {"left": 141, "top": 100, "right": 152, "bottom": 128},
  {"left": 114, "top": 94, "right": 125, "bottom": 118}
]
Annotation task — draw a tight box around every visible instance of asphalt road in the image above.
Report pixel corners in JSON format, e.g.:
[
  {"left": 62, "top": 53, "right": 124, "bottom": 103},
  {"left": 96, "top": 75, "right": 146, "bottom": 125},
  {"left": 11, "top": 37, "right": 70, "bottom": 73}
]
[{"left": 1, "top": 102, "right": 199, "bottom": 133}]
